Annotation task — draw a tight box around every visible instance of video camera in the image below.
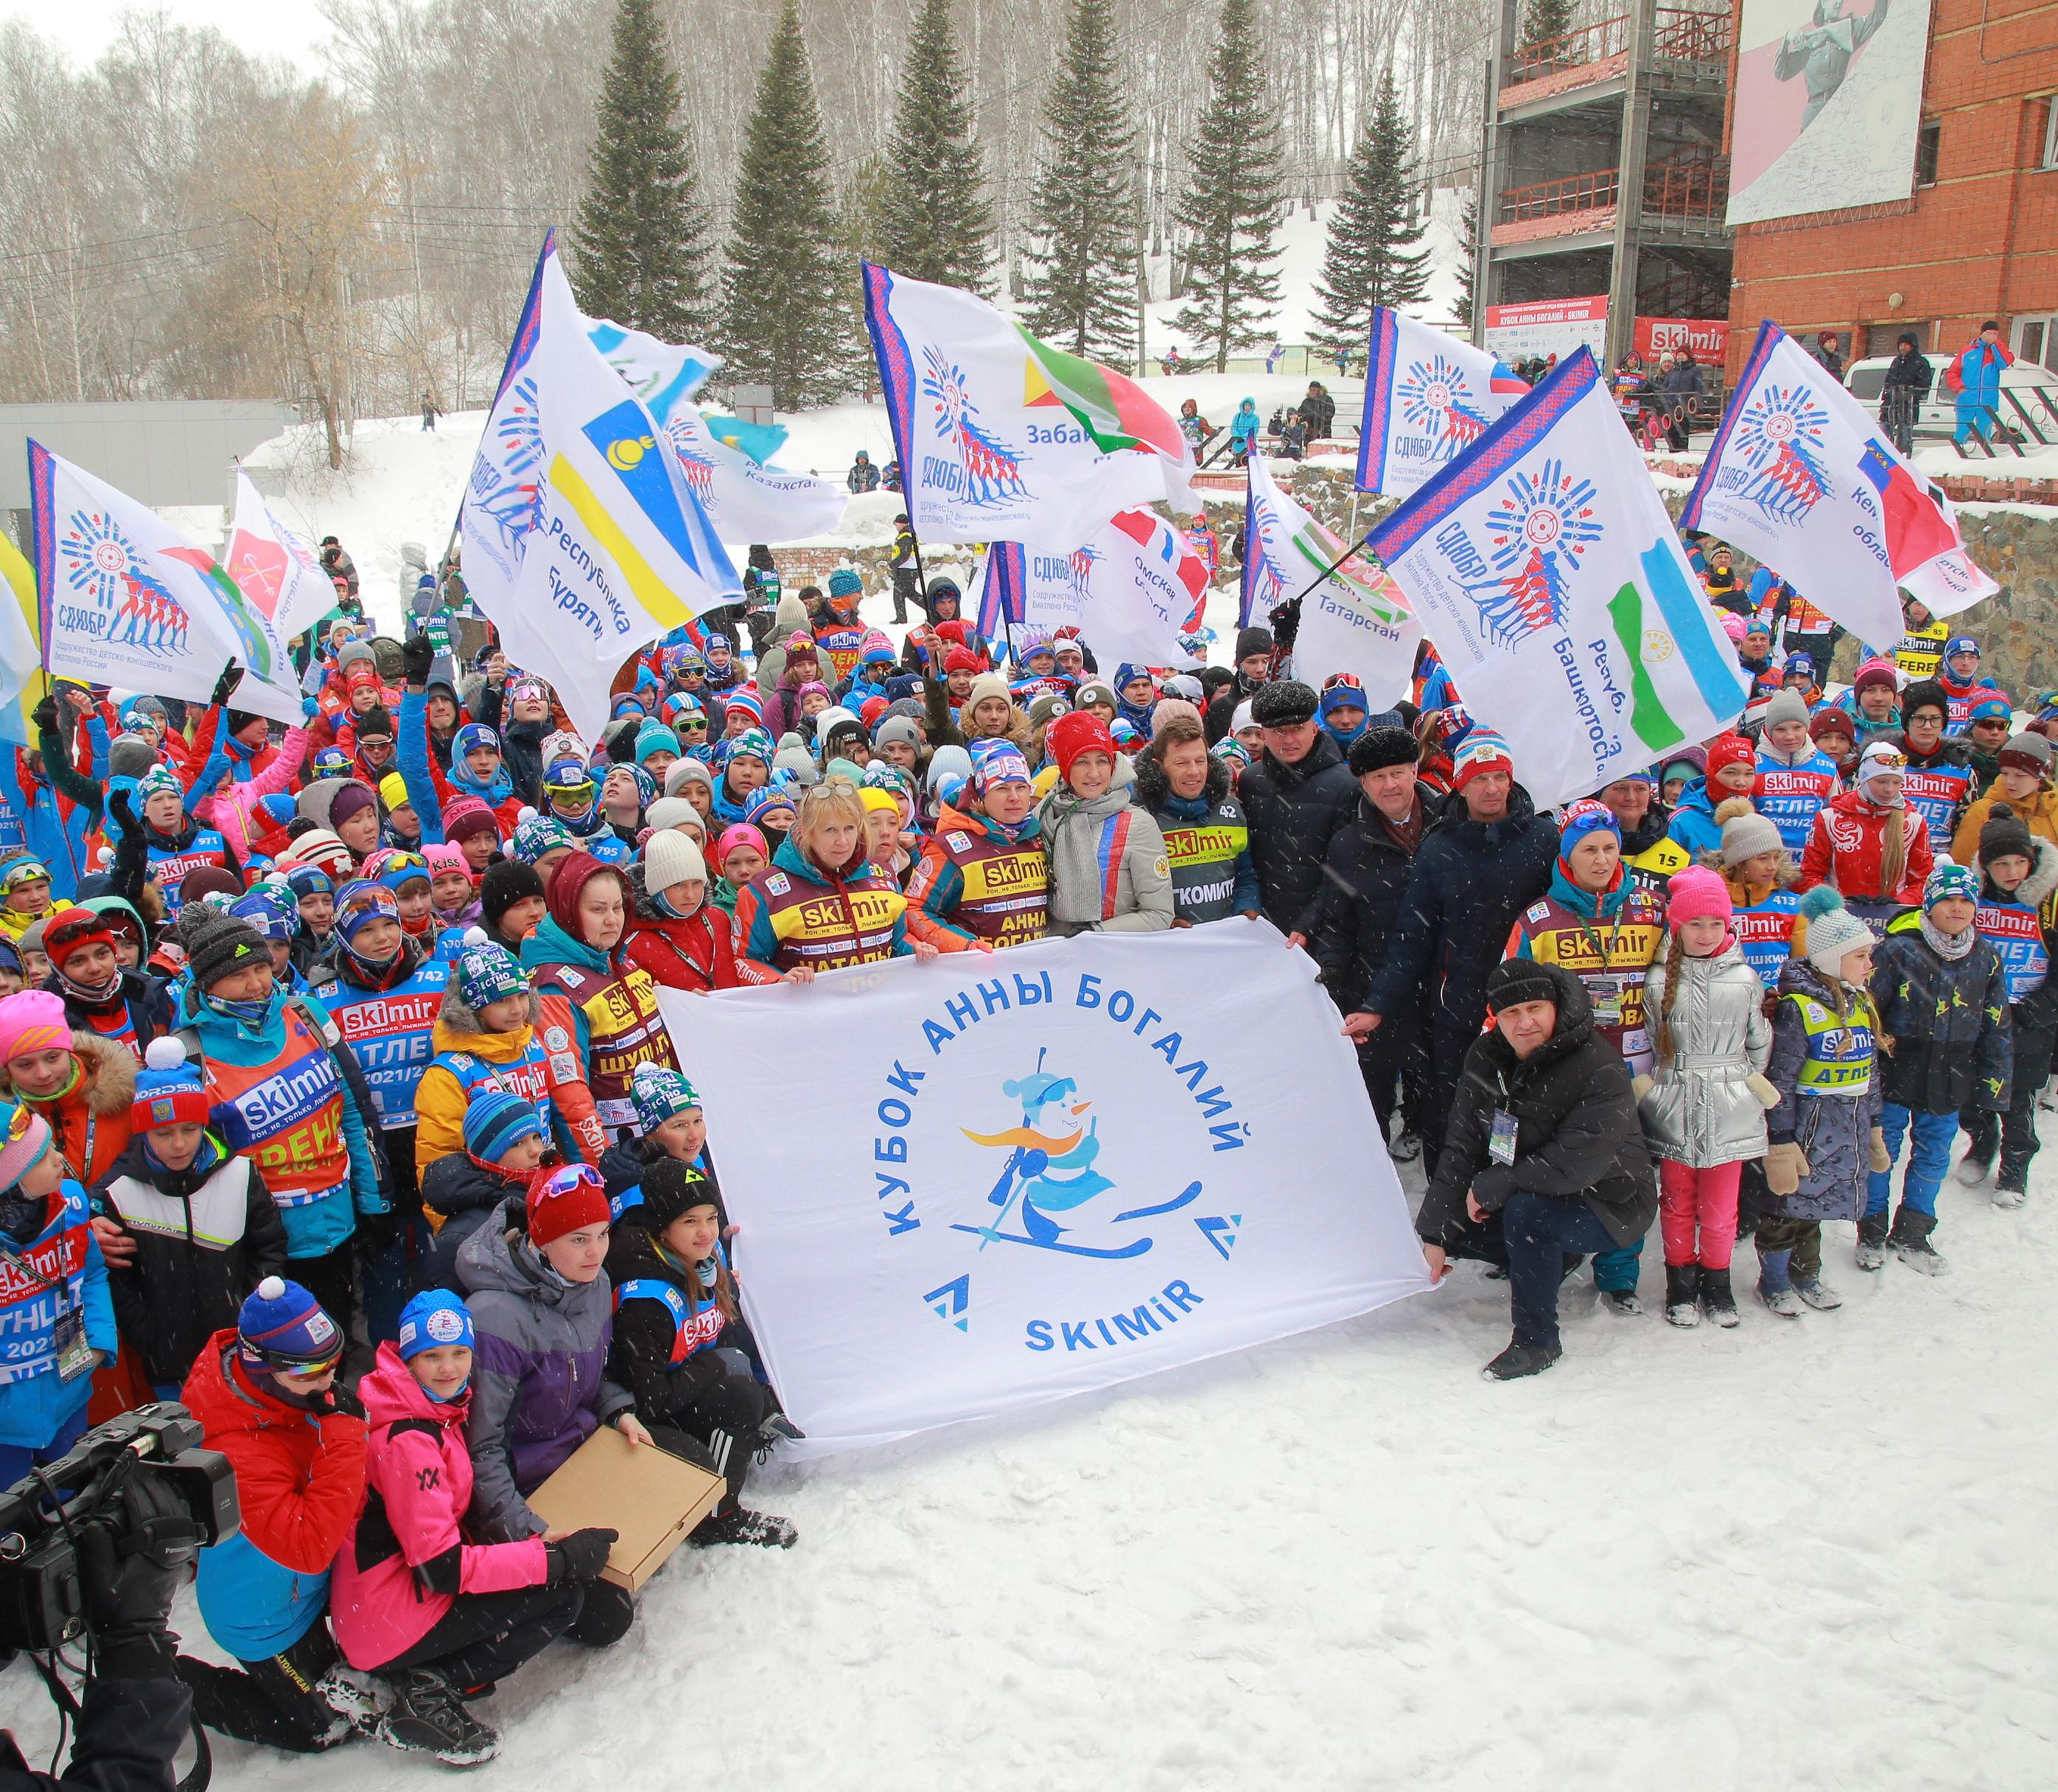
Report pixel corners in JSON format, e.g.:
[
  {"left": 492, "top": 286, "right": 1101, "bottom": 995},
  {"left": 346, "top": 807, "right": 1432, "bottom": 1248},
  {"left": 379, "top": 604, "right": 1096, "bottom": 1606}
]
[{"left": 0, "top": 1403, "right": 238, "bottom": 1655}]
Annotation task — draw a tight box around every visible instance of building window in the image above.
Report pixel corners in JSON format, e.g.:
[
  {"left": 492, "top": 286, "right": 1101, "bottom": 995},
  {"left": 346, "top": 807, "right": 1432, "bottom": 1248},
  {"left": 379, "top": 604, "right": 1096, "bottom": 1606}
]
[
  {"left": 2043, "top": 97, "right": 2058, "bottom": 169},
  {"left": 1915, "top": 120, "right": 1941, "bottom": 186}
]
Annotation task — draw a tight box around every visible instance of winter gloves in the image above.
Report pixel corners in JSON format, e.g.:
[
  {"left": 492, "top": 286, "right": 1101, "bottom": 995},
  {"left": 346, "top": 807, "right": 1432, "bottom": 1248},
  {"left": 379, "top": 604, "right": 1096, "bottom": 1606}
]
[
  {"left": 547, "top": 1527, "right": 619, "bottom": 1585},
  {"left": 402, "top": 634, "right": 435, "bottom": 687},
  {"left": 1870, "top": 1127, "right": 1892, "bottom": 1174},
  {"left": 1764, "top": 1141, "right": 1808, "bottom": 1197},
  {"left": 1745, "top": 1074, "right": 1782, "bottom": 1110}
]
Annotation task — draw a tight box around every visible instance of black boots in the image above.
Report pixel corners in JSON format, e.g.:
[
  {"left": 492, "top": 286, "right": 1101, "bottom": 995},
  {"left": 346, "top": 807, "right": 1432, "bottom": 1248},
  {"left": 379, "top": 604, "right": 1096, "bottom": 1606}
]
[
  {"left": 1663, "top": 1263, "right": 1701, "bottom": 1327},
  {"left": 1887, "top": 1204, "right": 1947, "bottom": 1275},
  {"left": 1698, "top": 1267, "right": 1740, "bottom": 1327},
  {"left": 1855, "top": 1208, "right": 1891, "bottom": 1272},
  {"left": 377, "top": 1667, "right": 498, "bottom": 1767},
  {"left": 1482, "top": 1340, "right": 1562, "bottom": 1381}
]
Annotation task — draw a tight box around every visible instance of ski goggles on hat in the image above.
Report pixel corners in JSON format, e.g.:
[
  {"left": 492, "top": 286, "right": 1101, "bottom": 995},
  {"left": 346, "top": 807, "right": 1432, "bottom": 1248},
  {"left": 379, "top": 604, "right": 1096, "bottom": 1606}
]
[
  {"left": 1, "top": 860, "right": 51, "bottom": 892},
  {"left": 240, "top": 1323, "right": 344, "bottom": 1378},
  {"left": 377, "top": 851, "right": 432, "bottom": 893},
  {"left": 312, "top": 748, "right": 354, "bottom": 779},
  {"left": 1862, "top": 749, "right": 1908, "bottom": 771},
  {"left": 542, "top": 757, "right": 595, "bottom": 797}
]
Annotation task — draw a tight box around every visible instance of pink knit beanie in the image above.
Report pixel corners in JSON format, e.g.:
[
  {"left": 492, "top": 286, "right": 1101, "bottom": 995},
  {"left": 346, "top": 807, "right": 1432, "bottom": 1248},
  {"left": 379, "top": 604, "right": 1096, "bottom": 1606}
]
[{"left": 1664, "top": 864, "right": 1734, "bottom": 930}]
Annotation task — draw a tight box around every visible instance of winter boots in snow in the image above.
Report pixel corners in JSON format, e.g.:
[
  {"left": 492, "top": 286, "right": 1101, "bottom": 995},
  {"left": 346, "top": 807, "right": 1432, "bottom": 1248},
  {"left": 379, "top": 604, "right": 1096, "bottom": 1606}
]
[
  {"left": 1757, "top": 1247, "right": 1804, "bottom": 1317},
  {"left": 1955, "top": 1150, "right": 1993, "bottom": 1188},
  {"left": 1482, "top": 1340, "right": 1561, "bottom": 1382},
  {"left": 1597, "top": 1287, "right": 1643, "bottom": 1317},
  {"left": 1698, "top": 1267, "right": 1740, "bottom": 1328},
  {"left": 1889, "top": 1205, "right": 1948, "bottom": 1275},
  {"left": 376, "top": 1667, "right": 500, "bottom": 1767},
  {"left": 1793, "top": 1277, "right": 1844, "bottom": 1310},
  {"left": 1855, "top": 1209, "right": 1890, "bottom": 1272},
  {"left": 318, "top": 1665, "right": 388, "bottom": 1735},
  {"left": 692, "top": 1506, "right": 799, "bottom": 1550},
  {"left": 1663, "top": 1264, "right": 1700, "bottom": 1328}
]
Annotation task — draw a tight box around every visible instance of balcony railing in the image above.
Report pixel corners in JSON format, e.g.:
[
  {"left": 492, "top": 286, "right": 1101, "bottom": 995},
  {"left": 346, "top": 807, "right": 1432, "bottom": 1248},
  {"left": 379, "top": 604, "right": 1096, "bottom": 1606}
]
[
  {"left": 1505, "top": 7, "right": 1731, "bottom": 88},
  {"left": 1497, "top": 153, "right": 1730, "bottom": 228}
]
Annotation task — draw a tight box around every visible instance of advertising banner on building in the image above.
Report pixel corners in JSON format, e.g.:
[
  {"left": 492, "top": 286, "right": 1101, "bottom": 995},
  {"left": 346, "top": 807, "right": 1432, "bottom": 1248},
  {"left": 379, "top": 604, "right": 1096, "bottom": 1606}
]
[
  {"left": 654, "top": 927, "right": 1430, "bottom": 1455},
  {"left": 1726, "top": 0, "right": 1935, "bottom": 226},
  {"left": 1634, "top": 317, "right": 1732, "bottom": 364},
  {"left": 1483, "top": 296, "right": 1609, "bottom": 366}
]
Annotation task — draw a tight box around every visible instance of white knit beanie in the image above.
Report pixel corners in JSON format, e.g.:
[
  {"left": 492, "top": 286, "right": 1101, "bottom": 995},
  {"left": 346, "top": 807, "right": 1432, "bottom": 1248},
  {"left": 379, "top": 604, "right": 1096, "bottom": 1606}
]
[{"left": 643, "top": 829, "right": 706, "bottom": 892}]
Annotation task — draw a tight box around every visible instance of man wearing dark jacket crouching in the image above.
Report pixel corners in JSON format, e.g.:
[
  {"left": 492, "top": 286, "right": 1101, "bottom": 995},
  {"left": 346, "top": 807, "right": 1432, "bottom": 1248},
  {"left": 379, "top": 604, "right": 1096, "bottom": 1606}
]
[{"left": 1415, "top": 961, "right": 1656, "bottom": 1382}]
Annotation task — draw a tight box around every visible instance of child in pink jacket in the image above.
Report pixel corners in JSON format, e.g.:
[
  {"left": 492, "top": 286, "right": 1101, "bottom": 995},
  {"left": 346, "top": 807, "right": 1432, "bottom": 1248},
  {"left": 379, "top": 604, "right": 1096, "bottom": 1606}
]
[
  {"left": 192, "top": 724, "right": 312, "bottom": 861},
  {"left": 329, "top": 1290, "right": 617, "bottom": 1765}
]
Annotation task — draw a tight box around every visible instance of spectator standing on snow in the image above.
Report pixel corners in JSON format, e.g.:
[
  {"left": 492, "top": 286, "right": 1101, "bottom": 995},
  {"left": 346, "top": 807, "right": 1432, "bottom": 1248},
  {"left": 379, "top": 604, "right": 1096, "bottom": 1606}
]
[{"left": 847, "top": 450, "right": 881, "bottom": 494}]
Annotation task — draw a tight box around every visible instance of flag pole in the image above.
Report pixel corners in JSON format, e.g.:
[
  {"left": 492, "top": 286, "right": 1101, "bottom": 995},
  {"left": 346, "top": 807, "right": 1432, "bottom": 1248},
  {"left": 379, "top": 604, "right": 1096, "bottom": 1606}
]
[{"left": 1289, "top": 531, "right": 1377, "bottom": 607}]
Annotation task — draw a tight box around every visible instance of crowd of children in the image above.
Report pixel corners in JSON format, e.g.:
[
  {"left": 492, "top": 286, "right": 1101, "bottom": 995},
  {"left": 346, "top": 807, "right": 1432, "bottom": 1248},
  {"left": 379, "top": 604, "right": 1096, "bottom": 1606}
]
[{"left": 0, "top": 545, "right": 2050, "bottom": 1756}]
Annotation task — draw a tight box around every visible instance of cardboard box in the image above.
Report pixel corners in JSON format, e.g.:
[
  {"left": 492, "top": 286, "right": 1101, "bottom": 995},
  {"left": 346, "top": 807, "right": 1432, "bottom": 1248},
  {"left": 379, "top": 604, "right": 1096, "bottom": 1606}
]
[{"left": 526, "top": 1424, "right": 725, "bottom": 1592}]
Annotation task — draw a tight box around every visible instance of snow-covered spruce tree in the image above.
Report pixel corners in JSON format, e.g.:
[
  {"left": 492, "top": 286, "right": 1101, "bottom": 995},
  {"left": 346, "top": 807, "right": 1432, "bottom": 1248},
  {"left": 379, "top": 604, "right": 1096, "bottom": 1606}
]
[
  {"left": 1454, "top": 189, "right": 1479, "bottom": 329},
  {"left": 1170, "top": 0, "right": 1284, "bottom": 372},
  {"left": 722, "top": 0, "right": 857, "bottom": 407},
  {"left": 879, "top": 0, "right": 993, "bottom": 293},
  {"left": 1307, "top": 67, "right": 1429, "bottom": 358},
  {"left": 569, "top": 0, "right": 714, "bottom": 342},
  {"left": 1019, "top": 0, "right": 1136, "bottom": 359}
]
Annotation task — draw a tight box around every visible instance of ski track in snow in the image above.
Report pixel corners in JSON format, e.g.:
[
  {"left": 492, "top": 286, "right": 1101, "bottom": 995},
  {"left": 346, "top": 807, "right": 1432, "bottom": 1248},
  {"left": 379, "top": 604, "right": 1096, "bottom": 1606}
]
[{"left": 4, "top": 1156, "right": 2054, "bottom": 1787}]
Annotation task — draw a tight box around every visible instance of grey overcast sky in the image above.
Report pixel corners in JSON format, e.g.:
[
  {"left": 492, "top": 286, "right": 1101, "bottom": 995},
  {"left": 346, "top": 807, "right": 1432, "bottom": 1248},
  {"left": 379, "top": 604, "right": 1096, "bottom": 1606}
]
[{"left": 1, "top": 0, "right": 332, "bottom": 71}]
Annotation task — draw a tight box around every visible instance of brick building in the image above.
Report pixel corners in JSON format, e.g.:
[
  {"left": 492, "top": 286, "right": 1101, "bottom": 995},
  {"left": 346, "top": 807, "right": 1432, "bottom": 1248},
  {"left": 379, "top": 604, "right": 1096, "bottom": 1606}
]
[{"left": 1723, "top": 0, "right": 2058, "bottom": 379}]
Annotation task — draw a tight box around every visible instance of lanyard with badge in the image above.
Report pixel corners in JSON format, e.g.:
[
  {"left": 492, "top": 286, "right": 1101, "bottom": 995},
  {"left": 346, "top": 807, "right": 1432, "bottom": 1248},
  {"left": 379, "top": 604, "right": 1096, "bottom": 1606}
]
[
  {"left": 1488, "top": 1068, "right": 1519, "bottom": 1167},
  {"left": 1577, "top": 908, "right": 1630, "bottom": 1029},
  {"left": 0, "top": 1231, "right": 94, "bottom": 1381}
]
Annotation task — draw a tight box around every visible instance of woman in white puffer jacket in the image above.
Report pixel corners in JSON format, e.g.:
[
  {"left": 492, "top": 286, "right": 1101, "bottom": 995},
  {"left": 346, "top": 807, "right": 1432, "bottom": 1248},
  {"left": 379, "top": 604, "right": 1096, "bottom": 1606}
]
[{"left": 1634, "top": 866, "right": 1777, "bottom": 1331}]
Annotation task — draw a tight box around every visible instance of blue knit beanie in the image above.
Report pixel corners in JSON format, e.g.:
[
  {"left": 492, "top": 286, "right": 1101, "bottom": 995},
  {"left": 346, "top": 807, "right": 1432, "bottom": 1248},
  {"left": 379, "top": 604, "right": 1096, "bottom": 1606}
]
[
  {"left": 396, "top": 1289, "right": 475, "bottom": 1361},
  {"left": 635, "top": 720, "right": 682, "bottom": 765},
  {"left": 827, "top": 567, "right": 862, "bottom": 599},
  {"left": 463, "top": 1087, "right": 545, "bottom": 1163},
  {"left": 631, "top": 1062, "right": 702, "bottom": 1133},
  {"left": 237, "top": 1277, "right": 343, "bottom": 1371}
]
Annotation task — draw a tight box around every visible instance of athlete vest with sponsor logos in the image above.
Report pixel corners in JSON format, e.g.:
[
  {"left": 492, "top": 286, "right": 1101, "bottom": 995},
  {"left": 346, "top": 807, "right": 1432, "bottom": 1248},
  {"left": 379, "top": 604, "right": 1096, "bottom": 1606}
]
[
  {"left": 931, "top": 826, "right": 1050, "bottom": 945},
  {"left": 1158, "top": 797, "right": 1250, "bottom": 925},
  {"left": 195, "top": 1008, "right": 351, "bottom": 1208},
  {"left": 1508, "top": 886, "right": 1667, "bottom": 1070},
  {"left": 754, "top": 866, "right": 906, "bottom": 969},
  {"left": 815, "top": 621, "right": 865, "bottom": 686},
  {"left": 1900, "top": 757, "right": 1973, "bottom": 844},
  {"left": 1785, "top": 990, "right": 1875, "bottom": 1093},
  {"left": 1975, "top": 894, "right": 2052, "bottom": 1007},
  {"left": 0, "top": 1180, "right": 96, "bottom": 1386},
  {"left": 1754, "top": 752, "right": 1839, "bottom": 855},
  {"left": 613, "top": 1278, "right": 726, "bottom": 1366},
  {"left": 1894, "top": 620, "right": 1948, "bottom": 683},
  {"left": 1624, "top": 833, "right": 1689, "bottom": 897},
  {"left": 100, "top": 1157, "right": 255, "bottom": 1250},
  {"left": 1735, "top": 886, "right": 1802, "bottom": 990},
  {"left": 528, "top": 959, "right": 671, "bottom": 1130},
  {"left": 147, "top": 829, "right": 230, "bottom": 911},
  {"left": 429, "top": 1044, "right": 554, "bottom": 1135},
  {"left": 310, "top": 959, "right": 449, "bottom": 1132}
]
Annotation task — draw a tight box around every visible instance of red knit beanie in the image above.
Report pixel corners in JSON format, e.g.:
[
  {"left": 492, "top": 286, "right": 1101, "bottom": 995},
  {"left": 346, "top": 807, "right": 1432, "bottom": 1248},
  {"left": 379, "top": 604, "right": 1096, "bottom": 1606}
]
[{"left": 1048, "top": 711, "right": 1117, "bottom": 784}]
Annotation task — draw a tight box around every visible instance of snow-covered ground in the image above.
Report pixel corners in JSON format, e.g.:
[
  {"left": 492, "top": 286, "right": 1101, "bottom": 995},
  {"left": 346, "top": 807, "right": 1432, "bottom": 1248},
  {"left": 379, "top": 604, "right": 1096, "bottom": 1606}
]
[{"left": 3, "top": 1151, "right": 2052, "bottom": 1786}]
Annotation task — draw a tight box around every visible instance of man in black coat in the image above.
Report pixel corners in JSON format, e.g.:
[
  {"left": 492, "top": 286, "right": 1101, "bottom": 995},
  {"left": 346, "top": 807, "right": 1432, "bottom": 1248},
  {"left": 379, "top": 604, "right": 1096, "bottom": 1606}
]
[
  {"left": 1204, "top": 626, "right": 1273, "bottom": 743},
  {"left": 1417, "top": 959, "right": 1656, "bottom": 1380},
  {"left": 1317, "top": 727, "right": 1442, "bottom": 1159},
  {"left": 1236, "top": 680, "right": 1359, "bottom": 938},
  {"left": 1359, "top": 728, "right": 1558, "bottom": 1167}
]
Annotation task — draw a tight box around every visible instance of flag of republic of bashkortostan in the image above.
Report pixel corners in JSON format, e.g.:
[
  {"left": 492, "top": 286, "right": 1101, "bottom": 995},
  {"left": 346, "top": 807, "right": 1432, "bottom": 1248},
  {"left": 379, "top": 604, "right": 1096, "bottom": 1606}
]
[
  {"left": 586, "top": 318, "right": 847, "bottom": 546},
  {"left": 29, "top": 443, "right": 300, "bottom": 722},
  {"left": 460, "top": 231, "right": 738, "bottom": 744},
  {"left": 862, "top": 262, "right": 1196, "bottom": 549},
  {"left": 1357, "top": 307, "right": 1529, "bottom": 500},
  {"left": 1679, "top": 318, "right": 1996, "bottom": 650},
  {"left": 1242, "top": 449, "right": 1418, "bottom": 709},
  {"left": 977, "top": 509, "right": 1208, "bottom": 670},
  {"left": 1368, "top": 349, "right": 1749, "bottom": 811}
]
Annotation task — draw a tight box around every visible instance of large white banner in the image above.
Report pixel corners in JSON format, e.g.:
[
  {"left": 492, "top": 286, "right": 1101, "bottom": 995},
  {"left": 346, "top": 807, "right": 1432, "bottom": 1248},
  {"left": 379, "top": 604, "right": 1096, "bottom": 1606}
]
[
  {"left": 459, "top": 234, "right": 740, "bottom": 743},
  {"left": 863, "top": 262, "right": 1196, "bottom": 549},
  {"left": 1727, "top": 0, "right": 1934, "bottom": 226},
  {"left": 1357, "top": 307, "right": 1529, "bottom": 500},
  {"left": 1244, "top": 449, "right": 1419, "bottom": 708},
  {"left": 657, "top": 925, "right": 1429, "bottom": 1454},
  {"left": 29, "top": 443, "right": 299, "bottom": 721},
  {"left": 1680, "top": 319, "right": 1995, "bottom": 643},
  {"left": 1368, "top": 349, "right": 1749, "bottom": 811}
]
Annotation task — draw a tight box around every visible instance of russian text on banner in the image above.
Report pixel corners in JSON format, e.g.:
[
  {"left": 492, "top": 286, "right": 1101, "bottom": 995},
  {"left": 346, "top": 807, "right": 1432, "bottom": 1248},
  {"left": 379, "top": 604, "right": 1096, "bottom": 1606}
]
[
  {"left": 863, "top": 262, "right": 1197, "bottom": 550},
  {"left": 1368, "top": 349, "right": 1749, "bottom": 811},
  {"left": 29, "top": 443, "right": 298, "bottom": 723},
  {"left": 979, "top": 511, "right": 1205, "bottom": 670},
  {"left": 459, "top": 231, "right": 739, "bottom": 743},
  {"left": 1244, "top": 449, "right": 1419, "bottom": 708},
  {"left": 655, "top": 924, "right": 1429, "bottom": 1454},
  {"left": 1357, "top": 307, "right": 1527, "bottom": 501},
  {"left": 1679, "top": 318, "right": 1995, "bottom": 647}
]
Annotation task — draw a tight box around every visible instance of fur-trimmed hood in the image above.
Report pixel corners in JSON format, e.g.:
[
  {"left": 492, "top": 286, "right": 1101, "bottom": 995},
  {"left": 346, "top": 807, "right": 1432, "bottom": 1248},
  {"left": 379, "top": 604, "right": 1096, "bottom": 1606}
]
[
  {"left": 1972, "top": 835, "right": 2058, "bottom": 911},
  {"left": 0, "top": 1028, "right": 136, "bottom": 1115}
]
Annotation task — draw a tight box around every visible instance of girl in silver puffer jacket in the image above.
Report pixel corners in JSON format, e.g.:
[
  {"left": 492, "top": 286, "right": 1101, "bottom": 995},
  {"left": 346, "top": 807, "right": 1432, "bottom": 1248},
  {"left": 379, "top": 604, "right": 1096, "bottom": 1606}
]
[{"left": 1634, "top": 867, "right": 1777, "bottom": 1329}]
